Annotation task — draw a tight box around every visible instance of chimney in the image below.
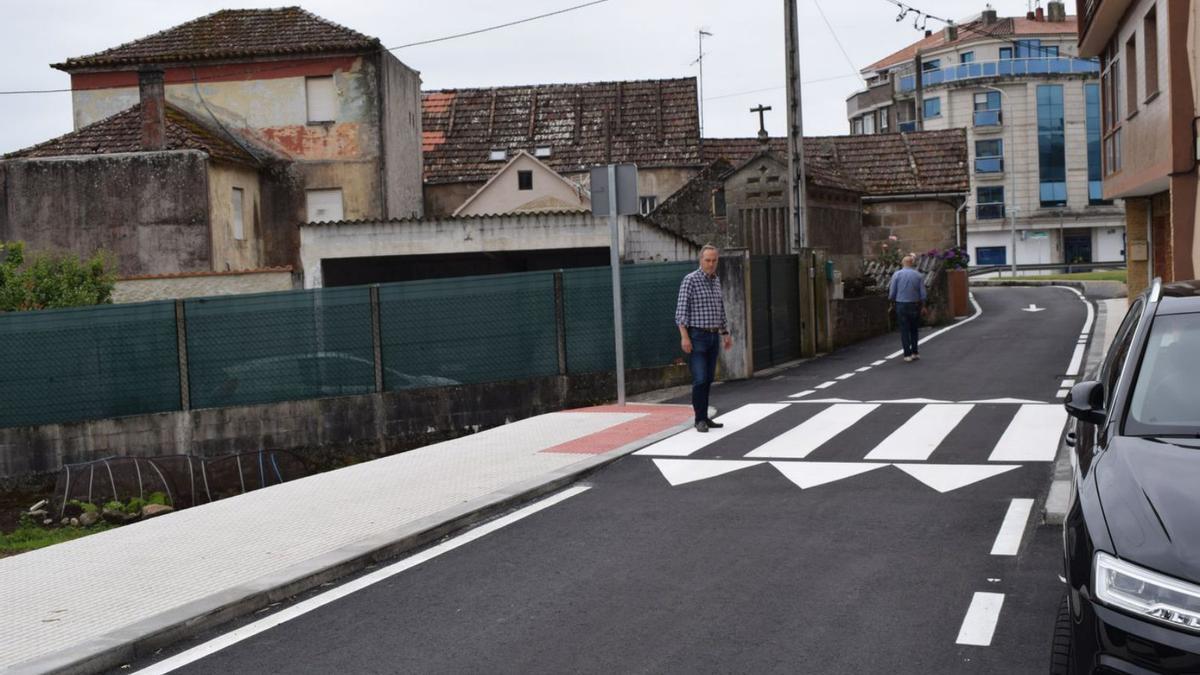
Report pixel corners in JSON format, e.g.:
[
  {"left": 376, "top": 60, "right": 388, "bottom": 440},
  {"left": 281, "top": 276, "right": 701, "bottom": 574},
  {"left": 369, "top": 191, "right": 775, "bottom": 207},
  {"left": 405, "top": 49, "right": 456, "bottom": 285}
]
[
  {"left": 1036, "top": 6, "right": 1045, "bottom": 21},
  {"left": 1027, "top": 11, "right": 1036, "bottom": 20},
  {"left": 138, "top": 70, "right": 166, "bottom": 151},
  {"left": 1047, "top": 1, "right": 1067, "bottom": 22},
  {"left": 982, "top": 7, "right": 998, "bottom": 25},
  {"left": 945, "top": 22, "right": 958, "bottom": 42},
  {"left": 925, "top": 29, "right": 933, "bottom": 38}
]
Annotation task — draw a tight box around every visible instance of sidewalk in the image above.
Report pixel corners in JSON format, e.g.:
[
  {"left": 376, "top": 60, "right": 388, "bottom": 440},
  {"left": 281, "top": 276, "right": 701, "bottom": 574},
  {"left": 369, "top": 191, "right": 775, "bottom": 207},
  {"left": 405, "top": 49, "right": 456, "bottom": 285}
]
[{"left": 0, "top": 403, "right": 693, "bottom": 675}]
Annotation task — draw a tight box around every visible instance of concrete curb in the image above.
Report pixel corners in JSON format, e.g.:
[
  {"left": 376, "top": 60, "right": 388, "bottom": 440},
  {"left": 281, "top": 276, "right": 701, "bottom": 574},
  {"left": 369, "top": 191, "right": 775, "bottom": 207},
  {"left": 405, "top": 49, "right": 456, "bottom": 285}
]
[
  {"left": 14, "top": 410, "right": 694, "bottom": 675},
  {"left": 971, "top": 278, "right": 1127, "bottom": 299}
]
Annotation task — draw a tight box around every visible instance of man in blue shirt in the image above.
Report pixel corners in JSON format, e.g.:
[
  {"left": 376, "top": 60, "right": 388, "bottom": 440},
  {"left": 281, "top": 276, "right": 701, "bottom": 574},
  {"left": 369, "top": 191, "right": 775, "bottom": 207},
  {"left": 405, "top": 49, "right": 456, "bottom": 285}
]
[{"left": 888, "top": 254, "right": 926, "bottom": 362}]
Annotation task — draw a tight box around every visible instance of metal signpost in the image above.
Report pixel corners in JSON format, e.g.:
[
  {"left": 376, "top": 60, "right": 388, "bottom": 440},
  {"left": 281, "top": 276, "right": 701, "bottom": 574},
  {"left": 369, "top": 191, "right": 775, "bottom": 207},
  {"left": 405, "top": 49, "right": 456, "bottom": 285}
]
[{"left": 589, "top": 163, "right": 639, "bottom": 406}]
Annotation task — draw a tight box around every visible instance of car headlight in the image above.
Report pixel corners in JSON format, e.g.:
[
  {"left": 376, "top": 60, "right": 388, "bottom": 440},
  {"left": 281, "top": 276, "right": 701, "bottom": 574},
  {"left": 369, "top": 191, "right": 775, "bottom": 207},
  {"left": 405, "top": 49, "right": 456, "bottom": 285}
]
[{"left": 1095, "top": 552, "right": 1200, "bottom": 632}]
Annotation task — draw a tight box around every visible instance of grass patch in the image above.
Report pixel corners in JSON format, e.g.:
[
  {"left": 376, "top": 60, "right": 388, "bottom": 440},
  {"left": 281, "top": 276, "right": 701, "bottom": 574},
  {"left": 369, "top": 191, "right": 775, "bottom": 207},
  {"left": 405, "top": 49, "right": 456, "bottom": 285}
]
[
  {"left": 0, "top": 523, "right": 112, "bottom": 556},
  {"left": 1019, "top": 270, "right": 1127, "bottom": 282}
]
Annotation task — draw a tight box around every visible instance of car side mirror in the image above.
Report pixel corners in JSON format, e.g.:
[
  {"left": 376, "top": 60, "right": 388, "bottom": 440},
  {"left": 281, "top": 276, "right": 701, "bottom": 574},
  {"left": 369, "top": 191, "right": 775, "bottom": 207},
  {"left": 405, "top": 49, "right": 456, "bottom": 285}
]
[{"left": 1064, "top": 380, "right": 1106, "bottom": 426}]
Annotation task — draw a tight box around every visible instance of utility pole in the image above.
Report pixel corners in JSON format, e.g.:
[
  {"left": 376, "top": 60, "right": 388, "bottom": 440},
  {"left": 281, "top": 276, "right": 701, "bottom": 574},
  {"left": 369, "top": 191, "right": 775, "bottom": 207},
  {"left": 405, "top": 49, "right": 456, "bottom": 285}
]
[
  {"left": 783, "top": 0, "right": 807, "bottom": 252},
  {"left": 693, "top": 29, "right": 713, "bottom": 138}
]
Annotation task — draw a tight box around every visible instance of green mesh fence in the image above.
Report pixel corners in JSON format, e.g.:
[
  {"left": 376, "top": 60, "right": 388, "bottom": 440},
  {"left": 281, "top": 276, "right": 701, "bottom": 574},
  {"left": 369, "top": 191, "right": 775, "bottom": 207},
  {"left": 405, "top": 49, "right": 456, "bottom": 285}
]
[
  {"left": 186, "top": 287, "right": 375, "bottom": 409},
  {"left": 563, "top": 261, "right": 695, "bottom": 373},
  {"left": 378, "top": 272, "right": 559, "bottom": 387},
  {"left": 0, "top": 301, "right": 180, "bottom": 428}
]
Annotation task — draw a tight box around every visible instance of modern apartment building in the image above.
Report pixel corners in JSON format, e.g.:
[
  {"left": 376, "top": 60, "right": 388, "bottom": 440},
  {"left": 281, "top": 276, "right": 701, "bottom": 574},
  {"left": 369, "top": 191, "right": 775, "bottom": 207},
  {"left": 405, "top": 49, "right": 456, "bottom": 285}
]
[
  {"left": 847, "top": 2, "right": 1126, "bottom": 271},
  {"left": 1076, "top": 0, "right": 1200, "bottom": 298}
]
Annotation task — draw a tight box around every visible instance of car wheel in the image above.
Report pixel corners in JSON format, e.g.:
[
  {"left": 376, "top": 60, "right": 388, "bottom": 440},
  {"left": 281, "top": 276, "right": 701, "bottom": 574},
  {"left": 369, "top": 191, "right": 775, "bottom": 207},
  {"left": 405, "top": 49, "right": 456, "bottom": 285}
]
[{"left": 1050, "top": 592, "right": 1074, "bottom": 674}]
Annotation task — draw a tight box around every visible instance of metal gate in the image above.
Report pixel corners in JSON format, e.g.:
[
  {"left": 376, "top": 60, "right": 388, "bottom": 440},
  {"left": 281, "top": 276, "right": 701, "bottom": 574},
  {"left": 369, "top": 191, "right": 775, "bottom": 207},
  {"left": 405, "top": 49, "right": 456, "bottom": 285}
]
[{"left": 750, "top": 255, "right": 801, "bottom": 369}]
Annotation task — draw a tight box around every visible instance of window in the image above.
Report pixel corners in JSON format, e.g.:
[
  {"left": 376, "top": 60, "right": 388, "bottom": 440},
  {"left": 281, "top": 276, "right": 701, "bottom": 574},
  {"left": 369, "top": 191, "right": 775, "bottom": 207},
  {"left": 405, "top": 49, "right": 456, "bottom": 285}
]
[
  {"left": 305, "top": 76, "right": 337, "bottom": 123},
  {"left": 1101, "top": 41, "right": 1123, "bottom": 175},
  {"left": 1016, "top": 39, "right": 1042, "bottom": 58},
  {"left": 922, "top": 58, "right": 941, "bottom": 71},
  {"left": 1101, "top": 298, "right": 1144, "bottom": 415},
  {"left": 488, "top": 149, "right": 507, "bottom": 161},
  {"left": 977, "top": 186, "right": 1005, "bottom": 220},
  {"left": 517, "top": 170, "right": 533, "bottom": 191},
  {"left": 879, "top": 106, "right": 890, "bottom": 132},
  {"left": 231, "top": 188, "right": 245, "bottom": 240},
  {"left": 999, "top": 47, "right": 1013, "bottom": 60},
  {"left": 1043, "top": 46, "right": 1060, "bottom": 57},
  {"left": 852, "top": 117, "right": 864, "bottom": 135},
  {"left": 973, "top": 91, "right": 1002, "bottom": 126},
  {"left": 1127, "top": 311, "right": 1200, "bottom": 434},
  {"left": 976, "top": 246, "right": 1007, "bottom": 265},
  {"left": 712, "top": 188, "right": 727, "bottom": 218},
  {"left": 923, "top": 97, "right": 941, "bottom": 119},
  {"left": 960, "top": 51, "right": 975, "bottom": 64},
  {"left": 1144, "top": 7, "right": 1159, "bottom": 97},
  {"left": 305, "top": 188, "right": 344, "bottom": 223},
  {"left": 862, "top": 113, "right": 876, "bottom": 135},
  {"left": 1085, "top": 83, "right": 1111, "bottom": 205},
  {"left": 975, "top": 139, "right": 1004, "bottom": 173},
  {"left": 534, "top": 146, "right": 552, "bottom": 158},
  {"left": 1037, "top": 85, "right": 1067, "bottom": 207},
  {"left": 1125, "top": 34, "right": 1138, "bottom": 115},
  {"left": 639, "top": 195, "right": 657, "bottom": 215}
]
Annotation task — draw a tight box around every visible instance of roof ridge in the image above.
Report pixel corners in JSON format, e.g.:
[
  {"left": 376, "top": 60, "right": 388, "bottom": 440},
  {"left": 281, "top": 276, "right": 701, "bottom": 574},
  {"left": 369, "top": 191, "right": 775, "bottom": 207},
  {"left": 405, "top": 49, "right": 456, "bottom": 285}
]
[{"left": 421, "top": 76, "right": 697, "bottom": 95}]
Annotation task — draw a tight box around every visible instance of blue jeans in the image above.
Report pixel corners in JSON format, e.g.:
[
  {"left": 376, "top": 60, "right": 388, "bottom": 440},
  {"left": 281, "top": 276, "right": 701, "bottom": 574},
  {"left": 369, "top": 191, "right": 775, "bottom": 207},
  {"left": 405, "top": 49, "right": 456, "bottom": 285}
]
[
  {"left": 688, "top": 329, "right": 720, "bottom": 423},
  {"left": 896, "top": 302, "right": 921, "bottom": 356}
]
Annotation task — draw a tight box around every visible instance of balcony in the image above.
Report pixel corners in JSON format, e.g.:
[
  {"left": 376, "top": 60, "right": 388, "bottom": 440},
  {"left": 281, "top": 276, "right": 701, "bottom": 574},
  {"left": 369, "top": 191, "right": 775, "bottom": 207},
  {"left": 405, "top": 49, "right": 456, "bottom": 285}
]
[
  {"left": 899, "top": 57, "right": 1101, "bottom": 93},
  {"left": 975, "top": 157, "right": 1004, "bottom": 173},
  {"left": 976, "top": 203, "right": 1006, "bottom": 220},
  {"left": 898, "top": 120, "right": 919, "bottom": 133},
  {"left": 973, "top": 109, "right": 1003, "bottom": 127}
]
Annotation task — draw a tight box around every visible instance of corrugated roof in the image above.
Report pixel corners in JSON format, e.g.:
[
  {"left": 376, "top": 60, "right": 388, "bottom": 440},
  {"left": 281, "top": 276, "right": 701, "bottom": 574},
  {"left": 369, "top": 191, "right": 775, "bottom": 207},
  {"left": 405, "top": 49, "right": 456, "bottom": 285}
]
[
  {"left": 421, "top": 78, "right": 703, "bottom": 184},
  {"left": 866, "top": 16, "right": 1078, "bottom": 72},
  {"left": 4, "top": 103, "right": 263, "bottom": 165},
  {"left": 53, "top": 7, "right": 379, "bottom": 71},
  {"left": 703, "top": 130, "right": 969, "bottom": 197}
]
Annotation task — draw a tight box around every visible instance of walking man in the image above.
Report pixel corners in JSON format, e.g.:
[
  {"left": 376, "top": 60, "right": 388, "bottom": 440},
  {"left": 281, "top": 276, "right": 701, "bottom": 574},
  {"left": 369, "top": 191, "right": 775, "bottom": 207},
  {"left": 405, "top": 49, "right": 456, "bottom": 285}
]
[
  {"left": 675, "top": 245, "right": 733, "bottom": 432},
  {"left": 889, "top": 254, "right": 926, "bottom": 362}
]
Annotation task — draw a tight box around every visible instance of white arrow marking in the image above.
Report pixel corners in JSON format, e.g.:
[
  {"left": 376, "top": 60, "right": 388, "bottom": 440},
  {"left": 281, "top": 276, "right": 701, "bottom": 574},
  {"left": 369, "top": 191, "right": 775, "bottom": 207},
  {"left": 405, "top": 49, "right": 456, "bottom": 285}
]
[
  {"left": 1022, "top": 304, "right": 1046, "bottom": 312},
  {"left": 651, "top": 459, "right": 762, "bottom": 486},
  {"left": 894, "top": 464, "right": 1020, "bottom": 493},
  {"left": 771, "top": 462, "right": 888, "bottom": 489}
]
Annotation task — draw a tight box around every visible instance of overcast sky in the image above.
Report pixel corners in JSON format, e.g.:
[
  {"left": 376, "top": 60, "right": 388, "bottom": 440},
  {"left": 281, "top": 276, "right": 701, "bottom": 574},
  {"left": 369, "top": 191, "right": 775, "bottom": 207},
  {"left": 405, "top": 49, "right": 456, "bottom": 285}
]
[{"left": 0, "top": 0, "right": 1050, "bottom": 155}]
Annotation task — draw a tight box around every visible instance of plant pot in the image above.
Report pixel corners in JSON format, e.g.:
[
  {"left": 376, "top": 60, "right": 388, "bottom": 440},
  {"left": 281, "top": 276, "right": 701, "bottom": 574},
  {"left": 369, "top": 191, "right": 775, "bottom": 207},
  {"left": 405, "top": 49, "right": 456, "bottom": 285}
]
[{"left": 947, "top": 269, "right": 969, "bottom": 317}]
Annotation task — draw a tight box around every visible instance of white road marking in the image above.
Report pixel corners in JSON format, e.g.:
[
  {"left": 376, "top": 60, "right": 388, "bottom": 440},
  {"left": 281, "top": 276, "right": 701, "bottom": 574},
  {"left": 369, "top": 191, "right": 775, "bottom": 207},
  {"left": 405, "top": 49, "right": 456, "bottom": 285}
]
[
  {"left": 1060, "top": 379, "right": 1075, "bottom": 388},
  {"left": 855, "top": 366, "right": 872, "bottom": 372},
  {"left": 961, "top": 397, "right": 1046, "bottom": 404},
  {"left": 652, "top": 459, "right": 762, "bottom": 486},
  {"left": 780, "top": 398, "right": 863, "bottom": 404},
  {"left": 1057, "top": 389, "right": 1070, "bottom": 399},
  {"left": 131, "top": 485, "right": 592, "bottom": 675},
  {"left": 990, "top": 498, "right": 1034, "bottom": 556},
  {"left": 788, "top": 390, "right": 816, "bottom": 399},
  {"left": 957, "top": 592, "right": 1005, "bottom": 646},
  {"left": 864, "top": 404, "right": 974, "bottom": 461},
  {"left": 872, "top": 360, "right": 887, "bottom": 366},
  {"left": 1066, "top": 343, "right": 1087, "bottom": 376},
  {"left": 835, "top": 373, "right": 855, "bottom": 380},
  {"left": 771, "top": 462, "right": 888, "bottom": 489},
  {"left": 745, "top": 404, "right": 880, "bottom": 459},
  {"left": 884, "top": 293, "right": 985, "bottom": 360},
  {"left": 988, "top": 404, "right": 1068, "bottom": 462},
  {"left": 815, "top": 381, "right": 836, "bottom": 389},
  {"left": 895, "top": 464, "right": 1020, "bottom": 493},
  {"left": 866, "top": 398, "right": 952, "bottom": 404},
  {"left": 634, "top": 404, "right": 790, "bottom": 457}
]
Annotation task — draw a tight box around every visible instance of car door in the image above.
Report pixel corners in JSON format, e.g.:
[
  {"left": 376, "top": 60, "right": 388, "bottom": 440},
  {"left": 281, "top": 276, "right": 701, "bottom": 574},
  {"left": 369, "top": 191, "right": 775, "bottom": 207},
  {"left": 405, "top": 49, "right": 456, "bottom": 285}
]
[{"left": 1076, "top": 298, "right": 1145, "bottom": 474}]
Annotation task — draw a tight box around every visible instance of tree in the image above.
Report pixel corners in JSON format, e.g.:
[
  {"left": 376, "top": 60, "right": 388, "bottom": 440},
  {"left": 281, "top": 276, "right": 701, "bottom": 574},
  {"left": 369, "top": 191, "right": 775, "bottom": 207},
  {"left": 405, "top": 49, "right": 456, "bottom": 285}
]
[{"left": 0, "top": 242, "right": 116, "bottom": 312}]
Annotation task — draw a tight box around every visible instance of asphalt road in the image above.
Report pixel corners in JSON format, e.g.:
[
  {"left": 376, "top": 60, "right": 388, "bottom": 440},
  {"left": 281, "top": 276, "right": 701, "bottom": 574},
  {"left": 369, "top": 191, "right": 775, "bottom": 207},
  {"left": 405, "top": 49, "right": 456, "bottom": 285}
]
[{"left": 123, "top": 286, "right": 1085, "bottom": 675}]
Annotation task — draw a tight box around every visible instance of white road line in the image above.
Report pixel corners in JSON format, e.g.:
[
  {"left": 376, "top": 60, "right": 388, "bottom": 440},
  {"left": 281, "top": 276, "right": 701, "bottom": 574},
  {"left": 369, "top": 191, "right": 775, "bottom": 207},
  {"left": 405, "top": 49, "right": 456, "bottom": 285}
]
[
  {"left": 788, "top": 390, "right": 816, "bottom": 399},
  {"left": 872, "top": 360, "right": 887, "bottom": 366},
  {"left": 990, "top": 498, "right": 1035, "bottom": 555},
  {"left": 863, "top": 404, "right": 974, "bottom": 461},
  {"left": 1057, "top": 389, "right": 1070, "bottom": 399},
  {"left": 988, "top": 404, "right": 1068, "bottom": 462},
  {"left": 1065, "top": 343, "right": 1086, "bottom": 376},
  {"left": 815, "top": 381, "right": 836, "bottom": 389},
  {"left": 1056, "top": 285, "right": 1095, "bottom": 339},
  {"left": 885, "top": 292, "right": 985, "bottom": 360},
  {"left": 1060, "top": 379, "right": 1075, "bottom": 388},
  {"left": 835, "top": 373, "right": 855, "bottom": 380},
  {"left": 132, "top": 485, "right": 592, "bottom": 675},
  {"left": 856, "top": 366, "right": 872, "bottom": 372},
  {"left": 957, "top": 592, "right": 1005, "bottom": 646},
  {"left": 745, "top": 404, "right": 880, "bottom": 459},
  {"left": 634, "top": 404, "right": 790, "bottom": 457}
]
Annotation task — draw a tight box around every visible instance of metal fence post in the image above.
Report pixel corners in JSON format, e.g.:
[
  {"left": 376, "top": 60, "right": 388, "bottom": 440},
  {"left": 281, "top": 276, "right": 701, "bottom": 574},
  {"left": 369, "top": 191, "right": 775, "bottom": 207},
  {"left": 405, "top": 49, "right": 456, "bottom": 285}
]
[
  {"left": 369, "top": 285, "right": 384, "bottom": 393},
  {"left": 174, "top": 299, "right": 190, "bottom": 411},
  {"left": 553, "top": 271, "right": 568, "bottom": 376}
]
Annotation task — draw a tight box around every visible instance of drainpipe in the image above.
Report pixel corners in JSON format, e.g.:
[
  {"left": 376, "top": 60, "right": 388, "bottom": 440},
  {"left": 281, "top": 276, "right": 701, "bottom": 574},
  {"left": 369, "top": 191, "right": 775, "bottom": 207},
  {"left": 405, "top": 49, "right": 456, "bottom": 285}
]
[{"left": 955, "top": 200, "right": 968, "bottom": 248}]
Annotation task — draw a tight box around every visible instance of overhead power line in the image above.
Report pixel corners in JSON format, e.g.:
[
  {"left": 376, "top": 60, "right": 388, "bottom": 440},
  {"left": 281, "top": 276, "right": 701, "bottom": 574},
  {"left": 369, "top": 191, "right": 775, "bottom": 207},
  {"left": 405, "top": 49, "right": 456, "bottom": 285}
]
[
  {"left": 0, "top": 0, "right": 613, "bottom": 96},
  {"left": 811, "top": 0, "right": 864, "bottom": 85},
  {"left": 704, "top": 73, "right": 861, "bottom": 102}
]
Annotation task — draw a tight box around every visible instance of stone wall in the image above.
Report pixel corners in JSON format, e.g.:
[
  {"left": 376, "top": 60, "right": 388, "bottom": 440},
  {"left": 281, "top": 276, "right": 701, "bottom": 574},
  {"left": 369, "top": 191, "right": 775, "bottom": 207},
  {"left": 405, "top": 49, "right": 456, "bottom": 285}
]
[
  {"left": 832, "top": 295, "right": 891, "bottom": 349},
  {"left": 863, "top": 198, "right": 960, "bottom": 258},
  {"left": 113, "top": 269, "right": 297, "bottom": 304}
]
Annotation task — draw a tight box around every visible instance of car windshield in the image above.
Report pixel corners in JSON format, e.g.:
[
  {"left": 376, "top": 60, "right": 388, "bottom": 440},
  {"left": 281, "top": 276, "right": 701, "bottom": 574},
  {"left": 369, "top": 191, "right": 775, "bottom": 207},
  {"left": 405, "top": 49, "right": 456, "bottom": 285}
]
[{"left": 1126, "top": 312, "right": 1200, "bottom": 436}]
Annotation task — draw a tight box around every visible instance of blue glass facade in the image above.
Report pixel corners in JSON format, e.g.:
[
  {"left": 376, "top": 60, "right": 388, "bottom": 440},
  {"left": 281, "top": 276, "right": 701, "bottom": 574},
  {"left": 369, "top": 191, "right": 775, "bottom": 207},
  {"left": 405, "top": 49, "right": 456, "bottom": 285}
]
[
  {"left": 898, "top": 57, "right": 1099, "bottom": 93},
  {"left": 1085, "top": 83, "right": 1108, "bottom": 204},
  {"left": 1037, "top": 85, "right": 1067, "bottom": 207}
]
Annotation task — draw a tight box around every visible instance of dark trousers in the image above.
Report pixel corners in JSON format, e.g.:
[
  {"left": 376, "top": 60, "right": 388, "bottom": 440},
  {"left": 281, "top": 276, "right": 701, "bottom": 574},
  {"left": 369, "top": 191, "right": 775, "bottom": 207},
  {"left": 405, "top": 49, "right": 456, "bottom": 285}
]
[
  {"left": 688, "top": 329, "right": 720, "bottom": 423},
  {"left": 896, "top": 302, "right": 921, "bottom": 356}
]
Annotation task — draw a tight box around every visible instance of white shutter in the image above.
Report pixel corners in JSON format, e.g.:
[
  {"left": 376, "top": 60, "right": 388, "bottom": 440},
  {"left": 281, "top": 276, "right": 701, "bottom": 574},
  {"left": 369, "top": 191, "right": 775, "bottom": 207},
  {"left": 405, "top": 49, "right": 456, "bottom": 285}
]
[
  {"left": 306, "top": 76, "right": 337, "bottom": 123},
  {"left": 306, "top": 189, "right": 344, "bottom": 223},
  {"left": 231, "top": 187, "right": 245, "bottom": 240}
]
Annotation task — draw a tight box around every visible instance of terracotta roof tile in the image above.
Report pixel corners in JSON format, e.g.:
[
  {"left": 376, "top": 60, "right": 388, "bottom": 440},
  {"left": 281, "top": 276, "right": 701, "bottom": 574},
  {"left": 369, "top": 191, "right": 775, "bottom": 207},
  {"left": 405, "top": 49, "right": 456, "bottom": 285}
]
[
  {"left": 703, "top": 129, "right": 968, "bottom": 196},
  {"left": 4, "top": 103, "right": 264, "bottom": 165},
  {"left": 866, "top": 16, "right": 1078, "bottom": 72},
  {"left": 422, "top": 78, "right": 703, "bottom": 184},
  {"left": 54, "top": 7, "right": 379, "bottom": 71}
]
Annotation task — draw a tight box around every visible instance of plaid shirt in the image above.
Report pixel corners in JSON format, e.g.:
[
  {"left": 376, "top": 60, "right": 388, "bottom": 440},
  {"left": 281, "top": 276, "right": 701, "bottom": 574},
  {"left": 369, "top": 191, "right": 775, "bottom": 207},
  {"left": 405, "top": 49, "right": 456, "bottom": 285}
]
[{"left": 674, "top": 268, "right": 727, "bottom": 331}]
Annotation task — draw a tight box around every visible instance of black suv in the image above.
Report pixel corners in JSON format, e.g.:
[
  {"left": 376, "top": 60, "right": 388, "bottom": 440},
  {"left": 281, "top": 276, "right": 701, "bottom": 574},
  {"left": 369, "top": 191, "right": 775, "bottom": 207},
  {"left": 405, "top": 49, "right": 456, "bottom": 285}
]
[{"left": 1055, "top": 279, "right": 1200, "bottom": 673}]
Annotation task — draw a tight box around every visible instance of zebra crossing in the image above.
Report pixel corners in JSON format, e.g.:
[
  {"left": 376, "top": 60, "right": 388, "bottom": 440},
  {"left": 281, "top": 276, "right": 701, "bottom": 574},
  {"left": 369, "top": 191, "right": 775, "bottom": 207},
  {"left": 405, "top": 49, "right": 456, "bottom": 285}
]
[{"left": 634, "top": 400, "right": 1067, "bottom": 493}]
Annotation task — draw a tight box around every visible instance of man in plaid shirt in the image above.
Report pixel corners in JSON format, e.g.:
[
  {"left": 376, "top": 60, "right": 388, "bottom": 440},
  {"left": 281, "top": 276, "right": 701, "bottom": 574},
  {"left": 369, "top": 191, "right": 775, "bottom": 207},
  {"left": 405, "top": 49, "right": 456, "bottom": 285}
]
[{"left": 675, "top": 245, "right": 732, "bottom": 432}]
